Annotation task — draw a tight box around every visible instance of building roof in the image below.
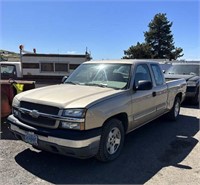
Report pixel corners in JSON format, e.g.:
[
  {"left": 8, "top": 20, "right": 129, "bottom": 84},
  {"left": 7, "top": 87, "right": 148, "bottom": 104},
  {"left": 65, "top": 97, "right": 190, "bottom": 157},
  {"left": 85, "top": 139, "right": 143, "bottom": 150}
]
[{"left": 22, "top": 53, "right": 89, "bottom": 58}]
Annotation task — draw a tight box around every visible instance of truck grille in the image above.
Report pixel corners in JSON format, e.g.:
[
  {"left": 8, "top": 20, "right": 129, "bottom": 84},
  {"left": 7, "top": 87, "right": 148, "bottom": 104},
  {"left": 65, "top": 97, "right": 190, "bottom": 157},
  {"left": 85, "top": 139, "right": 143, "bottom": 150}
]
[
  {"left": 19, "top": 101, "right": 60, "bottom": 128},
  {"left": 20, "top": 101, "right": 59, "bottom": 114}
]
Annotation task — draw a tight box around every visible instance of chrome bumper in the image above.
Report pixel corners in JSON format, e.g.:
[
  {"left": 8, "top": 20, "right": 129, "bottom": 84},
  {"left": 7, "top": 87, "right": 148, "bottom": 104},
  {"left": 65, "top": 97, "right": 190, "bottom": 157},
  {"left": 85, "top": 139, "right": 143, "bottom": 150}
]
[{"left": 7, "top": 115, "right": 101, "bottom": 158}]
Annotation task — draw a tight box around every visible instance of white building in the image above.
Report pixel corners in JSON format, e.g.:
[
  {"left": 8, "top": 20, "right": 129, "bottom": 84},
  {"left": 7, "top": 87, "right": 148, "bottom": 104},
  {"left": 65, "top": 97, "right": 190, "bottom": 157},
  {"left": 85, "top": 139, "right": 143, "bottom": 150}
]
[{"left": 21, "top": 53, "right": 91, "bottom": 83}]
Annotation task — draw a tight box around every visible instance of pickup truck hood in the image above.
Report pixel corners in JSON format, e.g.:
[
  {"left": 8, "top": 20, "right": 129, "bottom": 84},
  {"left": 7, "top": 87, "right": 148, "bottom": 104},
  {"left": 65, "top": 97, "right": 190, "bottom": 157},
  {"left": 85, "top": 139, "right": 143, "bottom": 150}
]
[
  {"left": 164, "top": 74, "right": 199, "bottom": 82},
  {"left": 15, "top": 84, "right": 124, "bottom": 108}
]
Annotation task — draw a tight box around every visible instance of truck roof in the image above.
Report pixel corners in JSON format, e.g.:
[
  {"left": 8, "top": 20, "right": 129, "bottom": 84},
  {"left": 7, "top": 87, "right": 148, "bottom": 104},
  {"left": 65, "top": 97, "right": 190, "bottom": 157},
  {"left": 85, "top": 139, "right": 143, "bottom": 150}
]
[
  {"left": 171, "top": 63, "right": 200, "bottom": 66},
  {"left": 84, "top": 59, "right": 159, "bottom": 65},
  {"left": 0, "top": 61, "right": 21, "bottom": 65}
]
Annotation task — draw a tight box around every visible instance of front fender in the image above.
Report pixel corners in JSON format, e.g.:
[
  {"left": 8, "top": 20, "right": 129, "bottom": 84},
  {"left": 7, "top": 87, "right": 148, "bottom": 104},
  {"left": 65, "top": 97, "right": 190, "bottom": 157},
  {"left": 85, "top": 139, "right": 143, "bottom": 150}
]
[{"left": 85, "top": 91, "right": 131, "bottom": 130}]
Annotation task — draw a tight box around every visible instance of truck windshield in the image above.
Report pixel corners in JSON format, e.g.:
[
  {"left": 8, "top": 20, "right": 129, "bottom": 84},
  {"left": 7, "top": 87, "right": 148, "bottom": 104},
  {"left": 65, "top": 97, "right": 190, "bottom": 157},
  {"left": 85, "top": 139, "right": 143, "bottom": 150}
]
[
  {"left": 166, "top": 64, "right": 200, "bottom": 75},
  {"left": 64, "top": 63, "right": 131, "bottom": 89},
  {"left": 0, "top": 64, "right": 17, "bottom": 79}
]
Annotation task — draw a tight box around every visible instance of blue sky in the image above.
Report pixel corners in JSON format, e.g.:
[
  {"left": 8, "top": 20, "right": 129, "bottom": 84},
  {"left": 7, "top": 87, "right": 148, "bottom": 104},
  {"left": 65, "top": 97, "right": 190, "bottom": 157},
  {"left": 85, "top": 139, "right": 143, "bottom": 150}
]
[{"left": 0, "top": 0, "right": 199, "bottom": 60}]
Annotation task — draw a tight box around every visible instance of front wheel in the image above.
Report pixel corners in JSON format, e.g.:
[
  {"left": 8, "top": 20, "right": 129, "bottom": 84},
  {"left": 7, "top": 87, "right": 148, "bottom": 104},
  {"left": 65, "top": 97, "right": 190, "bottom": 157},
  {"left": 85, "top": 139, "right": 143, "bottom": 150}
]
[
  {"left": 167, "top": 97, "right": 181, "bottom": 121},
  {"left": 96, "top": 118, "right": 125, "bottom": 162}
]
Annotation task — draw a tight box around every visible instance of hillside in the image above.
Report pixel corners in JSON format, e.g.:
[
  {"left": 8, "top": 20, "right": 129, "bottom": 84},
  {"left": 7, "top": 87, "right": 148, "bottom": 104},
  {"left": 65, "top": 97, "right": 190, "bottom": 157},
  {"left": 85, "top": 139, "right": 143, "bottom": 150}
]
[{"left": 0, "top": 49, "right": 20, "bottom": 61}]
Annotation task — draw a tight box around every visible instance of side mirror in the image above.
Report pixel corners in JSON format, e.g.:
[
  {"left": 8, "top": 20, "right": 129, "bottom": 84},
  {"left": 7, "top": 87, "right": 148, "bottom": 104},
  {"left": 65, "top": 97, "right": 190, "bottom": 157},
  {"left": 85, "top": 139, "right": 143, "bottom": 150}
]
[
  {"left": 135, "top": 80, "right": 152, "bottom": 90},
  {"left": 61, "top": 76, "right": 68, "bottom": 83},
  {"left": 162, "top": 70, "right": 166, "bottom": 73}
]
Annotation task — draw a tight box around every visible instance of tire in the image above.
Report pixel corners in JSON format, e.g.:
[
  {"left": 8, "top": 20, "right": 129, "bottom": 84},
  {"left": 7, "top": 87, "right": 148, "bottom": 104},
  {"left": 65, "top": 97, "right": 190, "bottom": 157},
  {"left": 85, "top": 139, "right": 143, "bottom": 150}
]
[
  {"left": 167, "top": 96, "right": 181, "bottom": 121},
  {"left": 96, "top": 118, "right": 125, "bottom": 162},
  {"left": 192, "top": 87, "right": 199, "bottom": 105}
]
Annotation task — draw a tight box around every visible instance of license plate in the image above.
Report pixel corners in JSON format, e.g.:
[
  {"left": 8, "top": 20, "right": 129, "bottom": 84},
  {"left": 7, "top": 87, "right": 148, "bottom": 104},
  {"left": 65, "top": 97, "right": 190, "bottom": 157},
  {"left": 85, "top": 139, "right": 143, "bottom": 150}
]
[{"left": 24, "top": 132, "right": 38, "bottom": 146}]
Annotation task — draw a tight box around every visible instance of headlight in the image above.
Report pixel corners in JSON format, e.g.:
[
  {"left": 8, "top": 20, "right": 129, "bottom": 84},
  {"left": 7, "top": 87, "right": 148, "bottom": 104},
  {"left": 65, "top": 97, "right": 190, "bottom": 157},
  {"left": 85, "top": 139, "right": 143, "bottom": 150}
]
[
  {"left": 13, "top": 108, "right": 19, "bottom": 117},
  {"left": 187, "top": 82, "right": 197, "bottom": 87},
  {"left": 12, "top": 97, "right": 20, "bottom": 107},
  {"left": 62, "top": 109, "right": 86, "bottom": 118},
  {"left": 60, "top": 122, "right": 85, "bottom": 130},
  {"left": 60, "top": 109, "right": 86, "bottom": 130},
  {"left": 12, "top": 97, "right": 20, "bottom": 117}
]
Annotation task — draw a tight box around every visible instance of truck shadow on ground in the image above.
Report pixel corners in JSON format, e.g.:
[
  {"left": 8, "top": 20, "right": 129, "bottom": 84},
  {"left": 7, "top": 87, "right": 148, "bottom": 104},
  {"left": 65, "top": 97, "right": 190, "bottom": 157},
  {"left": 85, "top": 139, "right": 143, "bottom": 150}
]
[
  {"left": 181, "top": 101, "right": 200, "bottom": 110},
  {"left": 15, "top": 113, "right": 199, "bottom": 184}
]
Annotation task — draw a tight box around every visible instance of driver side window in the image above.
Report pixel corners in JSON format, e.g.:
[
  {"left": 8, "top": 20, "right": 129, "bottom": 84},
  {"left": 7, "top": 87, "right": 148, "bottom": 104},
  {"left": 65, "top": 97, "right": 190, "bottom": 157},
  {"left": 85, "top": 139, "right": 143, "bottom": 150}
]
[{"left": 134, "top": 64, "right": 152, "bottom": 87}]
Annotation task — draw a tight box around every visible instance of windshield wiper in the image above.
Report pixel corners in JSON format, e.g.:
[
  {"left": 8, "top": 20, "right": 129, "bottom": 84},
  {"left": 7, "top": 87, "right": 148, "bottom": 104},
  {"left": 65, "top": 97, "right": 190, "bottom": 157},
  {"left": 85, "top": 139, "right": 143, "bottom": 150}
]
[
  {"left": 84, "top": 83, "right": 108, "bottom": 88},
  {"left": 84, "top": 82, "right": 123, "bottom": 90}
]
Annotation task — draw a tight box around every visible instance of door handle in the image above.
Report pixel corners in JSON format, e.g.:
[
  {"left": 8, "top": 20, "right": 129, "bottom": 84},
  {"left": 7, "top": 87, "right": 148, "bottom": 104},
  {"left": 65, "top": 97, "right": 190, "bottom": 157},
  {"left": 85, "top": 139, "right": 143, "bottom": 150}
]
[{"left": 152, "top": 92, "right": 156, "bottom": 97}]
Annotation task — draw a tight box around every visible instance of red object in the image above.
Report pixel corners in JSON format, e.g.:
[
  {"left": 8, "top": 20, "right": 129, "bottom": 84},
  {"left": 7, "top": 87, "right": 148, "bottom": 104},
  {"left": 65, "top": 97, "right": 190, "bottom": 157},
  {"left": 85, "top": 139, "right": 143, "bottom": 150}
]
[
  {"left": 1, "top": 84, "right": 14, "bottom": 118},
  {"left": 1, "top": 95, "right": 11, "bottom": 118},
  {"left": 1, "top": 84, "right": 14, "bottom": 103}
]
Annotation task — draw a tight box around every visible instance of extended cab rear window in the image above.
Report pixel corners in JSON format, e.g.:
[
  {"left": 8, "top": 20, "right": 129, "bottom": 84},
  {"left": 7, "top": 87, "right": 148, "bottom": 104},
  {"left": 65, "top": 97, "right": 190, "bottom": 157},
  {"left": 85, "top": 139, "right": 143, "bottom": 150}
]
[{"left": 151, "top": 64, "right": 164, "bottom": 86}]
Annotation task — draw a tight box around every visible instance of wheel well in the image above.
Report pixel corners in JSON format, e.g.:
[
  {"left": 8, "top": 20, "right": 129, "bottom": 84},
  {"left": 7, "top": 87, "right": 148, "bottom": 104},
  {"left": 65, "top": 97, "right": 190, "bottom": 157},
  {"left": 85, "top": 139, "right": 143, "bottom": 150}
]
[
  {"left": 103, "top": 113, "right": 128, "bottom": 133},
  {"left": 176, "top": 92, "right": 182, "bottom": 102}
]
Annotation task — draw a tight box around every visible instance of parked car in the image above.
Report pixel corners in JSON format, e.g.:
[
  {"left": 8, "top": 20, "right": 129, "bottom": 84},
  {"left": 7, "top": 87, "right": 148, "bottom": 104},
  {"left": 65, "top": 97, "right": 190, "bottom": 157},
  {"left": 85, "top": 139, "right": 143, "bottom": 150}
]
[
  {"left": 165, "top": 63, "right": 200, "bottom": 104},
  {"left": 7, "top": 60, "right": 186, "bottom": 162}
]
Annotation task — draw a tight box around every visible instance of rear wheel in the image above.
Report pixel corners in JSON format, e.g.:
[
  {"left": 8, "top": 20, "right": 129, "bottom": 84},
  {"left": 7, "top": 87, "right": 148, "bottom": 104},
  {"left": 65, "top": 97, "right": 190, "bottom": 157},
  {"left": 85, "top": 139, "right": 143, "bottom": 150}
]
[
  {"left": 192, "top": 87, "right": 199, "bottom": 105},
  {"left": 96, "top": 118, "right": 125, "bottom": 162},
  {"left": 168, "top": 97, "right": 181, "bottom": 121}
]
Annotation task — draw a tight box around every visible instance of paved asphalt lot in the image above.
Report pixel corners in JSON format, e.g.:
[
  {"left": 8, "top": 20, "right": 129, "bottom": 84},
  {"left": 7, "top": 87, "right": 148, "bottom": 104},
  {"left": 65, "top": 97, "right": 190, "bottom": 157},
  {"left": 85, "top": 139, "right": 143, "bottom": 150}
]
[{"left": 0, "top": 104, "right": 199, "bottom": 184}]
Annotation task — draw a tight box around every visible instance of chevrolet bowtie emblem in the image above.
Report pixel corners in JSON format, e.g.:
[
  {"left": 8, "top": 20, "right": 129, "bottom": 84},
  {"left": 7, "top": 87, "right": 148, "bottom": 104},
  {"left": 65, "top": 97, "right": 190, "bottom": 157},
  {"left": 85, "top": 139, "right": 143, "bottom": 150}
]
[{"left": 29, "top": 110, "right": 40, "bottom": 118}]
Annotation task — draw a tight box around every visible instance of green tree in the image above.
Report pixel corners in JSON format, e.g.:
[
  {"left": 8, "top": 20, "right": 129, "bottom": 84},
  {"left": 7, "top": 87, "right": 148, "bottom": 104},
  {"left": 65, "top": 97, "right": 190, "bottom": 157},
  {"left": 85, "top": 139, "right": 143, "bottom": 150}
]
[
  {"left": 123, "top": 42, "right": 152, "bottom": 59},
  {"left": 123, "top": 13, "right": 184, "bottom": 60},
  {"left": 144, "top": 13, "right": 183, "bottom": 59}
]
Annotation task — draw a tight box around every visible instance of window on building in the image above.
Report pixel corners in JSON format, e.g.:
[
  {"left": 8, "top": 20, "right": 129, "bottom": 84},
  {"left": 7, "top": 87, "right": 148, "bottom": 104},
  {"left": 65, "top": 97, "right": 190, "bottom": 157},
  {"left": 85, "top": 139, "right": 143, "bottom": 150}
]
[
  {"left": 41, "top": 63, "right": 54, "bottom": 72},
  {"left": 22, "top": 63, "right": 39, "bottom": 69},
  {"left": 55, "top": 63, "right": 68, "bottom": 72},
  {"left": 69, "top": 64, "right": 80, "bottom": 70}
]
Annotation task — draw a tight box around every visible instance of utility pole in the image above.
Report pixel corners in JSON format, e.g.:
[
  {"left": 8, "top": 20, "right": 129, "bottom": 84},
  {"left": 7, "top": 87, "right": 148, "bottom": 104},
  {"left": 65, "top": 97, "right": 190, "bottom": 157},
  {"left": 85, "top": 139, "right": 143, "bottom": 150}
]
[{"left": 19, "top": 45, "right": 24, "bottom": 77}]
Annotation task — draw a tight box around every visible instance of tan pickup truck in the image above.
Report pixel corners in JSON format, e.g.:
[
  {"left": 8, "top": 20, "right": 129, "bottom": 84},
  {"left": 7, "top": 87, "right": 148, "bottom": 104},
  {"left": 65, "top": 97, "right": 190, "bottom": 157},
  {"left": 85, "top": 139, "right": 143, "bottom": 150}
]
[{"left": 7, "top": 60, "right": 186, "bottom": 162}]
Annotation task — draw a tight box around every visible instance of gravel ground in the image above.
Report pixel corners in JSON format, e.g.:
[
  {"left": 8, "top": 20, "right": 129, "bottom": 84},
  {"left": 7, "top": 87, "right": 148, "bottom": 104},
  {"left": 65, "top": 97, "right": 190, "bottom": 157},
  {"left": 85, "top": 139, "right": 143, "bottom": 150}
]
[
  {"left": 0, "top": 105, "right": 199, "bottom": 185},
  {"left": 146, "top": 105, "right": 200, "bottom": 185}
]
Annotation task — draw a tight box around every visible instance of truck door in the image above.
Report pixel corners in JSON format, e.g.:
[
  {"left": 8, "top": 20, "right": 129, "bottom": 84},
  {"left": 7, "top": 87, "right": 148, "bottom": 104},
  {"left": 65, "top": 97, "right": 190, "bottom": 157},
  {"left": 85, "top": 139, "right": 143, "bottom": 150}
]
[
  {"left": 131, "top": 64, "right": 157, "bottom": 129},
  {"left": 150, "top": 64, "right": 168, "bottom": 116}
]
